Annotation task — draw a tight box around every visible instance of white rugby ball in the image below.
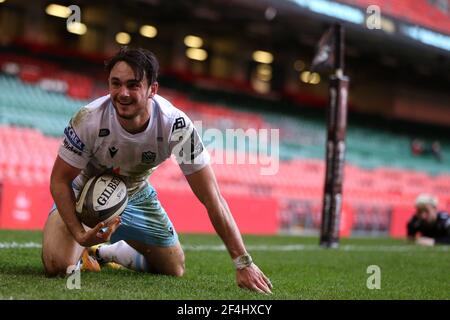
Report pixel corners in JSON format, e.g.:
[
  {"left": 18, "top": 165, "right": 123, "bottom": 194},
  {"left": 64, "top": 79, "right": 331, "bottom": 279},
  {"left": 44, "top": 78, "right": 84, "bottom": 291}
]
[{"left": 75, "top": 174, "right": 128, "bottom": 228}]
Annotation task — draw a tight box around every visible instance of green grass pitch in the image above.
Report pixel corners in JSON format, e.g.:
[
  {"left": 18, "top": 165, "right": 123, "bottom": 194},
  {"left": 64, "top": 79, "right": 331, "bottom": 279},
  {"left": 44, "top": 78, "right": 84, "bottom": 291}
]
[{"left": 0, "top": 230, "right": 448, "bottom": 300}]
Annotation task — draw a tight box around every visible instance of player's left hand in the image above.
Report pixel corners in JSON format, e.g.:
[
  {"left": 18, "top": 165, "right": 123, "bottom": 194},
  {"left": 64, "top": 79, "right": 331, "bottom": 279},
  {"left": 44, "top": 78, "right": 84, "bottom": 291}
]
[{"left": 236, "top": 263, "right": 273, "bottom": 294}]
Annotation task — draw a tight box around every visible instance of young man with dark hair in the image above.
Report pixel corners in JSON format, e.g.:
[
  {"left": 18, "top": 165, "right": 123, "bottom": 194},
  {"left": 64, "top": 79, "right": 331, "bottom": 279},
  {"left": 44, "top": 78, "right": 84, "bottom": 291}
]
[{"left": 42, "top": 47, "right": 272, "bottom": 294}]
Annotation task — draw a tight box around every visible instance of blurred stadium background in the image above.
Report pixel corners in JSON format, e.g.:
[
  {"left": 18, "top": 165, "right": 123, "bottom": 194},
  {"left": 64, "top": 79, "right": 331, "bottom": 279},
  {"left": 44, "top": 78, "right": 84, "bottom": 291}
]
[{"left": 0, "top": 0, "right": 449, "bottom": 240}]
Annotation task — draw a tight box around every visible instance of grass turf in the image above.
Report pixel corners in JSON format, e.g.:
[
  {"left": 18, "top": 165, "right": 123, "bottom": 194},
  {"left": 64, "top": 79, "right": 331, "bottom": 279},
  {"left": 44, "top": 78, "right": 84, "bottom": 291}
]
[{"left": 0, "top": 230, "right": 448, "bottom": 300}]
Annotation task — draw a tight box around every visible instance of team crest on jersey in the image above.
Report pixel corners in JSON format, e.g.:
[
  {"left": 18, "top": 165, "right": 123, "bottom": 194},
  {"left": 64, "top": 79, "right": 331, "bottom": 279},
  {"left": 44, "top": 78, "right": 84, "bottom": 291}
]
[{"left": 142, "top": 151, "right": 156, "bottom": 164}]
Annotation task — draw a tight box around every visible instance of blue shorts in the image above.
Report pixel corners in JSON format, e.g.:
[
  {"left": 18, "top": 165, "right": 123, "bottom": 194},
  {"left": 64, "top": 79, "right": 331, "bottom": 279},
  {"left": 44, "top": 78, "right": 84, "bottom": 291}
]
[
  {"left": 50, "top": 183, "right": 178, "bottom": 247},
  {"left": 110, "top": 183, "right": 178, "bottom": 247}
]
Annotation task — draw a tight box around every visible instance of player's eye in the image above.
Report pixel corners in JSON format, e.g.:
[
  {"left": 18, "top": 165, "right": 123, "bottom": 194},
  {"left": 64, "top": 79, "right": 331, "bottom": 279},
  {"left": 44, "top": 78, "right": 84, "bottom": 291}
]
[{"left": 128, "top": 82, "right": 140, "bottom": 89}]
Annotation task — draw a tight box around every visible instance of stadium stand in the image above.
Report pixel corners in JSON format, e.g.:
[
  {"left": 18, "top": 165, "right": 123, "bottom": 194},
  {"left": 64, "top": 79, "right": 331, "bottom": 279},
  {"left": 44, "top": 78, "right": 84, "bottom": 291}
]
[{"left": 0, "top": 44, "right": 449, "bottom": 235}]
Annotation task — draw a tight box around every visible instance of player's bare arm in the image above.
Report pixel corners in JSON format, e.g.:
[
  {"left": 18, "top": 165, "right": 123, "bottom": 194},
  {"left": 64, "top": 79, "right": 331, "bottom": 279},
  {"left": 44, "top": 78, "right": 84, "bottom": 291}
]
[
  {"left": 185, "top": 164, "right": 273, "bottom": 294},
  {"left": 50, "top": 156, "right": 120, "bottom": 247}
]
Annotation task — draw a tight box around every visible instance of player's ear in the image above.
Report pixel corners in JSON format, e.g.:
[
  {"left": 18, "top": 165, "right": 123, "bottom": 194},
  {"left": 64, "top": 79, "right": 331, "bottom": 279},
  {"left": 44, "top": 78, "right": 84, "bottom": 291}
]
[{"left": 149, "top": 82, "right": 158, "bottom": 98}]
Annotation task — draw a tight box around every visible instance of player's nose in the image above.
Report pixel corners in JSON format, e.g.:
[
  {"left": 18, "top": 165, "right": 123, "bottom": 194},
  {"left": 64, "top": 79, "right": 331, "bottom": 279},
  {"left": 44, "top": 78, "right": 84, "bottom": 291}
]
[{"left": 118, "top": 86, "right": 130, "bottom": 98}]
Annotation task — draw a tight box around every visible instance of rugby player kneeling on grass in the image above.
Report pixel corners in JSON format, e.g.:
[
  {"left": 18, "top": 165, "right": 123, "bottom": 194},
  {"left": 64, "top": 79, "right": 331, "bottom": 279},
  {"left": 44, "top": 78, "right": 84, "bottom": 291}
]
[{"left": 41, "top": 47, "right": 272, "bottom": 294}]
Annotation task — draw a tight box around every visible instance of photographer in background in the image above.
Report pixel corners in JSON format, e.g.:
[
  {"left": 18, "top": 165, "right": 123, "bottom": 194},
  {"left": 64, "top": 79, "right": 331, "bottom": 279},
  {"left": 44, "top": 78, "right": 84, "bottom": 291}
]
[{"left": 407, "top": 194, "right": 450, "bottom": 246}]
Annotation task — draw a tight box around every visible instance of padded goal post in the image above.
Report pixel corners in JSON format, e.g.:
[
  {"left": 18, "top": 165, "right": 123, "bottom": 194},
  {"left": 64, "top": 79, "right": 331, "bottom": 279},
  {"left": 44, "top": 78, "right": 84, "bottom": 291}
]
[{"left": 315, "top": 24, "right": 350, "bottom": 248}]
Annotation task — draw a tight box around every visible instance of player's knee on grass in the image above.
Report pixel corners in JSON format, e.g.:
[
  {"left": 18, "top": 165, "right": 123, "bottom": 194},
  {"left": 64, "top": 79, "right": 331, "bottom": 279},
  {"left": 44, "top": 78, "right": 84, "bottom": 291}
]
[
  {"left": 147, "top": 256, "right": 185, "bottom": 277},
  {"left": 170, "top": 262, "right": 185, "bottom": 277},
  {"left": 127, "top": 240, "right": 185, "bottom": 276},
  {"left": 168, "top": 249, "right": 185, "bottom": 277},
  {"left": 42, "top": 258, "right": 70, "bottom": 277},
  {"left": 41, "top": 250, "right": 76, "bottom": 277},
  {"left": 149, "top": 251, "right": 185, "bottom": 277}
]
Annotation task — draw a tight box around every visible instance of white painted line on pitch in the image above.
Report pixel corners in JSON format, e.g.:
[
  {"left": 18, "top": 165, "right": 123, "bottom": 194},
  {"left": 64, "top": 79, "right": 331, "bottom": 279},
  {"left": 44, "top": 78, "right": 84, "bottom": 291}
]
[
  {"left": 0, "top": 242, "right": 448, "bottom": 252},
  {"left": 181, "top": 244, "right": 449, "bottom": 252},
  {"left": 0, "top": 242, "right": 42, "bottom": 249}
]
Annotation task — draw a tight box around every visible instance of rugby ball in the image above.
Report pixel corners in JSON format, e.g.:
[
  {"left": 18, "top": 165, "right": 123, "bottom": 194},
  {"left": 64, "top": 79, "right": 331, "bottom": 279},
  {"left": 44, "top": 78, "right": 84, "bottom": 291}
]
[{"left": 75, "top": 174, "right": 128, "bottom": 228}]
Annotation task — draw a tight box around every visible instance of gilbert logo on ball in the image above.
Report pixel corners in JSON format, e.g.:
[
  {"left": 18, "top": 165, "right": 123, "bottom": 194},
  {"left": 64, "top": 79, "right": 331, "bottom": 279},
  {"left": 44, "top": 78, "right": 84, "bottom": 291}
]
[{"left": 76, "top": 174, "right": 128, "bottom": 228}]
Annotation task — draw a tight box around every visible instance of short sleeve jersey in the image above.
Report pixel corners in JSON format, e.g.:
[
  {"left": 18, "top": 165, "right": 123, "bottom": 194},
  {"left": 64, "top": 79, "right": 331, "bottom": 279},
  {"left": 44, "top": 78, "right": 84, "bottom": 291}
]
[{"left": 58, "top": 94, "right": 210, "bottom": 194}]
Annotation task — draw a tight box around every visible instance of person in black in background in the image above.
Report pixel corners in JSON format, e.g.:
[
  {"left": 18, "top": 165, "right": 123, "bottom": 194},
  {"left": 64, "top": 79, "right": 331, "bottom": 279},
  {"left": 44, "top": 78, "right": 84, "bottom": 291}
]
[{"left": 407, "top": 194, "right": 450, "bottom": 246}]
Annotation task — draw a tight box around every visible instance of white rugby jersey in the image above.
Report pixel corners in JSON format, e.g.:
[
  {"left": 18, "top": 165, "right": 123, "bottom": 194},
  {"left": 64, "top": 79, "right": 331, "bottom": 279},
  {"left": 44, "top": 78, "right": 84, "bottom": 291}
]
[{"left": 58, "top": 94, "right": 210, "bottom": 194}]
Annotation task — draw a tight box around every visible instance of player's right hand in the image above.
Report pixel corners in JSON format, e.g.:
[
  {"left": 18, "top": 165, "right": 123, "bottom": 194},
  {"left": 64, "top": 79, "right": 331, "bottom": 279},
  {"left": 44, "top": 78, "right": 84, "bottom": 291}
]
[{"left": 76, "top": 217, "right": 121, "bottom": 247}]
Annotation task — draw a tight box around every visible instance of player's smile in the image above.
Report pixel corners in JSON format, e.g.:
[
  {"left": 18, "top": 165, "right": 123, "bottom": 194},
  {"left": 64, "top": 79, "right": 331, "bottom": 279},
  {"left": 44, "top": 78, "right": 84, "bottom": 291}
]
[
  {"left": 114, "top": 100, "right": 140, "bottom": 120},
  {"left": 117, "top": 100, "right": 133, "bottom": 106}
]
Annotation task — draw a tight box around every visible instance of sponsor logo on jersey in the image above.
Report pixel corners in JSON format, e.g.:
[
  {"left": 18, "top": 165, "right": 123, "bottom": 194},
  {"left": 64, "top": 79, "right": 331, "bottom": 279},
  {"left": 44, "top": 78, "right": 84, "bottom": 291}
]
[
  {"left": 64, "top": 125, "right": 85, "bottom": 152},
  {"left": 172, "top": 117, "right": 186, "bottom": 132},
  {"left": 142, "top": 151, "right": 156, "bottom": 164},
  {"left": 99, "top": 128, "right": 110, "bottom": 137},
  {"left": 62, "top": 138, "right": 82, "bottom": 156},
  {"left": 109, "top": 146, "right": 118, "bottom": 158}
]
